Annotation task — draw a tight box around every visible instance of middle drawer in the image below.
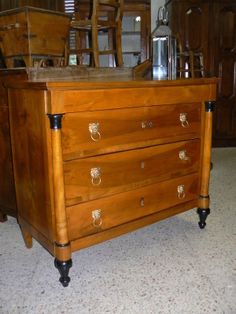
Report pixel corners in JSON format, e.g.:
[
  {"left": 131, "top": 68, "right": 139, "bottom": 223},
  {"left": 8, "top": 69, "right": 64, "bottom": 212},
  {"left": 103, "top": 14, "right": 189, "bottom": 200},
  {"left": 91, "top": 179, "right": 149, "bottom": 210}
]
[{"left": 64, "top": 139, "right": 200, "bottom": 206}]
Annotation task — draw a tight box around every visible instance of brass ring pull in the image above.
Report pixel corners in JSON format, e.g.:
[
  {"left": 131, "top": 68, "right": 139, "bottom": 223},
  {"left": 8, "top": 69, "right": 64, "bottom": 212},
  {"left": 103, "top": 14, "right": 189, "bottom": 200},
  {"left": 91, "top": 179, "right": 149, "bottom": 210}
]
[
  {"left": 92, "top": 209, "right": 102, "bottom": 228},
  {"left": 179, "top": 113, "right": 189, "bottom": 128},
  {"left": 89, "top": 122, "right": 101, "bottom": 142},
  {"left": 177, "top": 185, "right": 186, "bottom": 199},
  {"left": 179, "top": 150, "right": 189, "bottom": 161},
  {"left": 90, "top": 167, "right": 102, "bottom": 186}
]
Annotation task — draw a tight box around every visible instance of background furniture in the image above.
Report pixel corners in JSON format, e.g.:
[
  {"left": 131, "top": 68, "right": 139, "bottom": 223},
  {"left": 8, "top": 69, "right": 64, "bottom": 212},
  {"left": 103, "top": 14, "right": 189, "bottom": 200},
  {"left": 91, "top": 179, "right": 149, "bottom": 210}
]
[
  {"left": 66, "top": 0, "right": 150, "bottom": 67},
  {"left": 0, "top": 0, "right": 151, "bottom": 68},
  {"left": 168, "top": 0, "right": 236, "bottom": 147},
  {"left": 121, "top": 0, "right": 150, "bottom": 66},
  {"left": 176, "top": 35, "right": 205, "bottom": 78},
  {"left": 0, "top": 0, "right": 64, "bottom": 11},
  {"left": 0, "top": 6, "right": 71, "bottom": 67},
  {"left": 70, "top": 0, "right": 123, "bottom": 67},
  {"left": 177, "top": 51, "right": 205, "bottom": 78},
  {"left": 7, "top": 73, "right": 217, "bottom": 286}
]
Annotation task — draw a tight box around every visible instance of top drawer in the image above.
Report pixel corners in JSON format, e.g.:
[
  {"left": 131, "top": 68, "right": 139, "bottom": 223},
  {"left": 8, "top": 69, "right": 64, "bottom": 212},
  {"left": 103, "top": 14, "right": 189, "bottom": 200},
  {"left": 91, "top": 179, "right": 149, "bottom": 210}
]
[{"left": 61, "top": 103, "right": 201, "bottom": 160}]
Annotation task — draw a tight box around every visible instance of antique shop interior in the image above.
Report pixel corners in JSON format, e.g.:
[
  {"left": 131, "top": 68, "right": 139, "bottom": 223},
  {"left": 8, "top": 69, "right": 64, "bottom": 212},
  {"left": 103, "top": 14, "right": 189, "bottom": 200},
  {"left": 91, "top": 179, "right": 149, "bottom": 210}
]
[{"left": 0, "top": 0, "right": 235, "bottom": 313}]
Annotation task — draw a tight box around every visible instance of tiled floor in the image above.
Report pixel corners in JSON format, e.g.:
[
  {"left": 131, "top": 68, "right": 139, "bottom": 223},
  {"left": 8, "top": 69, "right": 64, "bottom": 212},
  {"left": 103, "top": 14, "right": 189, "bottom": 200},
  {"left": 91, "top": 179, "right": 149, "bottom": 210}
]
[{"left": 0, "top": 148, "right": 235, "bottom": 314}]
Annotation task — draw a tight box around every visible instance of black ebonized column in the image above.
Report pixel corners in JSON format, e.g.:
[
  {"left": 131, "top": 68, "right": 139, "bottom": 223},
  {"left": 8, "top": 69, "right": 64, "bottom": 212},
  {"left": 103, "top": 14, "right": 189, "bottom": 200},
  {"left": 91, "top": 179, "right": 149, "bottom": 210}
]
[
  {"left": 47, "top": 113, "right": 64, "bottom": 130},
  {"left": 205, "top": 101, "right": 215, "bottom": 113},
  {"left": 54, "top": 258, "right": 72, "bottom": 287},
  {"left": 197, "top": 196, "right": 210, "bottom": 229}
]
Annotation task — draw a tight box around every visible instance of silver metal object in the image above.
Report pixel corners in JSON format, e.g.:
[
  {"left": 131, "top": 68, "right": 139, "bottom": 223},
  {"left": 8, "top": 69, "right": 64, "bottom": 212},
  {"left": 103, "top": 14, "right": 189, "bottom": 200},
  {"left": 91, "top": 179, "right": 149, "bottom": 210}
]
[{"left": 151, "top": 6, "right": 176, "bottom": 80}]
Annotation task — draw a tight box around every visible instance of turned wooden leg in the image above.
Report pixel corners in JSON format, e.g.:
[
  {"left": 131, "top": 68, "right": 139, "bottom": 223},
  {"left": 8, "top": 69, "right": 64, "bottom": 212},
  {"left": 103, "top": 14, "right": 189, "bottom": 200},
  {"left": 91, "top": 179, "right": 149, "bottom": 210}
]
[
  {"left": 48, "top": 114, "right": 72, "bottom": 286},
  {"left": 197, "top": 101, "right": 215, "bottom": 229},
  {"left": 0, "top": 211, "right": 7, "bottom": 222},
  {"left": 54, "top": 258, "right": 72, "bottom": 287},
  {"left": 197, "top": 207, "right": 210, "bottom": 229},
  {"left": 20, "top": 227, "right": 33, "bottom": 248}
]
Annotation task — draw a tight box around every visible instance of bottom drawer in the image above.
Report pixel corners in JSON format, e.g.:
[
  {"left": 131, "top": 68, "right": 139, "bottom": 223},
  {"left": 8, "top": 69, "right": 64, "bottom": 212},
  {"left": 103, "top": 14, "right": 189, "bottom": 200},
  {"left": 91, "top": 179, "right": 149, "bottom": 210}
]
[{"left": 67, "top": 173, "right": 199, "bottom": 240}]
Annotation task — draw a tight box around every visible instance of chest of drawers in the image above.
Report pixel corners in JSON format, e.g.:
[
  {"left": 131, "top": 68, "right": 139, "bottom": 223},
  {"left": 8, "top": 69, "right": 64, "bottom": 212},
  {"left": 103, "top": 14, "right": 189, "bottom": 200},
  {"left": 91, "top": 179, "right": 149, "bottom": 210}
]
[{"left": 7, "top": 77, "right": 217, "bottom": 286}]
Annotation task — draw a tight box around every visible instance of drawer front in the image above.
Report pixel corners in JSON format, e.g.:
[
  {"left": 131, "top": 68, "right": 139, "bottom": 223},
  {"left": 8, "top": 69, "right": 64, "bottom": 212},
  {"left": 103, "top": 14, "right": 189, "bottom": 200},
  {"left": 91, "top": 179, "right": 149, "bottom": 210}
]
[
  {"left": 64, "top": 139, "right": 200, "bottom": 206},
  {"left": 67, "top": 173, "right": 199, "bottom": 240},
  {"left": 62, "top": 103, "right": 201, "bottom": 160}
]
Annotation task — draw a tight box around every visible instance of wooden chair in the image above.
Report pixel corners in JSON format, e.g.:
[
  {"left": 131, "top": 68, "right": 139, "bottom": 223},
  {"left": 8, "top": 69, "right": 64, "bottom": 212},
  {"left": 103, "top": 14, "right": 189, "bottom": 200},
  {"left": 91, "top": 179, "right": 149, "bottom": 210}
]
[
  {"left": 70, "top": 0, "right": 123, "bottom": 67},
  {"left": 176, "top": 34, "right": 205, "bottom": 78},
  {"left": 177, "top": 50, "right": 205, "bottom": 78}
]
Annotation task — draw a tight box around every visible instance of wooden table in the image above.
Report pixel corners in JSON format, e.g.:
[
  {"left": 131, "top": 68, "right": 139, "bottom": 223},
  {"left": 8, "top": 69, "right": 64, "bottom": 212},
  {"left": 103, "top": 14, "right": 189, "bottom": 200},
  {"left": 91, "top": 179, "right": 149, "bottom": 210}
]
[{"left": 6, "top": 74, "right": 217, "bottom": 286}]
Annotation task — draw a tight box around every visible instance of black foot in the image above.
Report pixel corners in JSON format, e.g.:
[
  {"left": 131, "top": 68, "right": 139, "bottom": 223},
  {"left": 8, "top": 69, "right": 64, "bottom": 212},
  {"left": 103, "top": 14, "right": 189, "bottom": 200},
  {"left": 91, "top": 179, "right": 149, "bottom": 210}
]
[
  {"left": 54, "top": 258, "right": 72, "bottom": 287},
  {"left": 0, "top": 212, "right": 7, "bottom": 222},
  {"left": 197, "top": 208, "right": 210, "bottom": 229}
]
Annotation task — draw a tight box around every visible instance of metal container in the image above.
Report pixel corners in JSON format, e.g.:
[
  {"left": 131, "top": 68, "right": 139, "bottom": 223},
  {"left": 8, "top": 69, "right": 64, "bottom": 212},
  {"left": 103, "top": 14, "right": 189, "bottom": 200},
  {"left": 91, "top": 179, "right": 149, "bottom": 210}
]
[{"left": 151, "top": 6, "right": 176, "bottom": 80}]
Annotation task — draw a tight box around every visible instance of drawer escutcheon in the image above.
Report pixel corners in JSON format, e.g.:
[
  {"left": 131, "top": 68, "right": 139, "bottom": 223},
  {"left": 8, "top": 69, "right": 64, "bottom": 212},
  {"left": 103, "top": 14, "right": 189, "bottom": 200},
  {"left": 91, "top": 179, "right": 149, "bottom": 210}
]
[
  {"left": 140, "top": 197, "right": 145, "bottom": 207},
  {"left": 141, "top": 120, "right": 154, "bottom": 129}
]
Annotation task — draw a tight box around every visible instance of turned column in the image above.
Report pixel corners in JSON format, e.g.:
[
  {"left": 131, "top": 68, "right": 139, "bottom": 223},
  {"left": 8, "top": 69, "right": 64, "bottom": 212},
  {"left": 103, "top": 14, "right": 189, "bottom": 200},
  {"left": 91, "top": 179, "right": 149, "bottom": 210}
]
[
  {"left": 197, "top": 101, "right": 215, "bottom": 229},
  {"left": 48, "top": 114, "right": 72, "bottom": 287}
]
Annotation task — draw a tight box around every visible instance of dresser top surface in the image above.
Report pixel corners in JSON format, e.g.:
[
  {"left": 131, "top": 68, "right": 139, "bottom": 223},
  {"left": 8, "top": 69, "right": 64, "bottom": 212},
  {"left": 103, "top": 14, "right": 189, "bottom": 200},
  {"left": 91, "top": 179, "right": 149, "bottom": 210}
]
[
  {"left": 2, "top": 67, "right": 218, "bottom": 90},
  {"left": 6, "top": 76, "right": 218, "bottom": 91}
]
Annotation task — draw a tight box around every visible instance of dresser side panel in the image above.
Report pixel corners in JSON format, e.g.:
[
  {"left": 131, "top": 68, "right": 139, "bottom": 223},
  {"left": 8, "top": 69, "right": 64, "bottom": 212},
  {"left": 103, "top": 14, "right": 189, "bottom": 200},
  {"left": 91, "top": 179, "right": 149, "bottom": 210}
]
[
  {"left": 0, "top": 105, "right": 16, "bottom": 212},
  {"left": 0, "top": 71, "right": 27, "bottom": 216},
  {"left": 8, "top": 89, "right": 55, "bottom": 242}
]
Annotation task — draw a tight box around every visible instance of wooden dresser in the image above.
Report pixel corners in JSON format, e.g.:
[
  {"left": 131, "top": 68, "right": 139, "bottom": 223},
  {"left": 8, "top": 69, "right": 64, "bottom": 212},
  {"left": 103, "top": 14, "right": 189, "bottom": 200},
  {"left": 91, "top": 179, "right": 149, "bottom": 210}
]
[{"left": 7, "top": 76, "right": 217, "bottom": 286}]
